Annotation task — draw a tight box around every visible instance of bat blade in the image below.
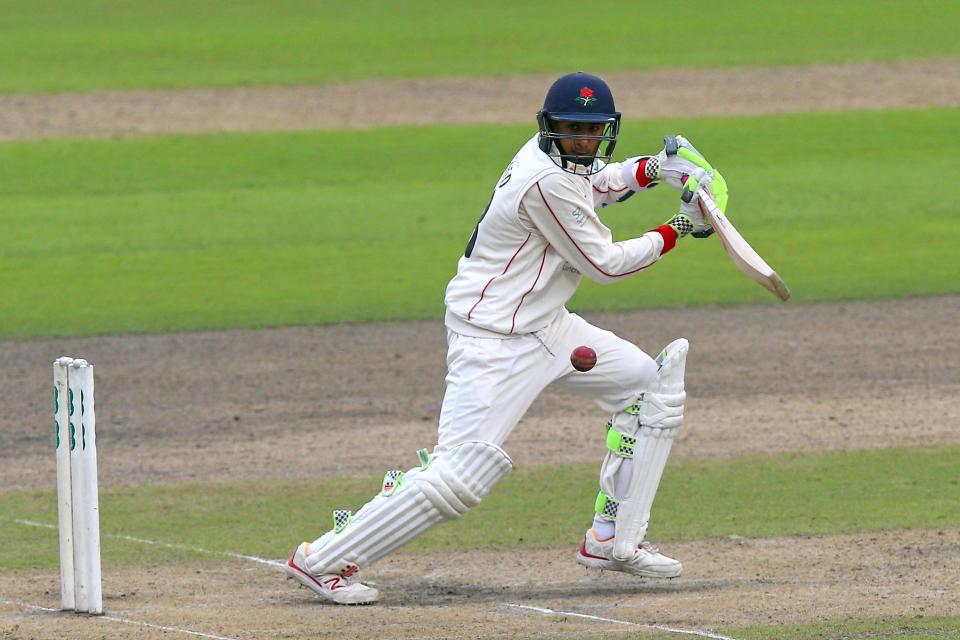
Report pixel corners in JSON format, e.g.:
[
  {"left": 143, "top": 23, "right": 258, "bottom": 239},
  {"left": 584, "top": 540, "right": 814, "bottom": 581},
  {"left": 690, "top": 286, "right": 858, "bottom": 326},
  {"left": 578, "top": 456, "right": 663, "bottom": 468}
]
[{"left": 697, "top": 190, "right": 790, "bottom": 302}]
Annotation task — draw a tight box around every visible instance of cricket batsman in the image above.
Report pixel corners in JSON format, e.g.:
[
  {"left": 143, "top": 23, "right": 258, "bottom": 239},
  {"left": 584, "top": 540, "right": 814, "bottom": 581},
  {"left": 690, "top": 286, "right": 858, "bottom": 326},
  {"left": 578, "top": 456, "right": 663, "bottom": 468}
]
[{"left": 285, "top": 71, "right": 728, "bottom": 604}]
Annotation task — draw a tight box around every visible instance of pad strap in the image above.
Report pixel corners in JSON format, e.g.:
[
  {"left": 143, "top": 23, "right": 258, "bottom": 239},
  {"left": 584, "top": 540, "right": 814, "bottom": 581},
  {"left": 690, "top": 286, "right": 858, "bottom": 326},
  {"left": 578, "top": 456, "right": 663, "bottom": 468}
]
[
  {"left": 624, "top": 396, "right": 644, "bottom": 415},
  {"left": 594, "top": 491, "right": 619, "bottom": 521},
  {"left": 605, "top": 423, "right": 636, "bottom": 458}
]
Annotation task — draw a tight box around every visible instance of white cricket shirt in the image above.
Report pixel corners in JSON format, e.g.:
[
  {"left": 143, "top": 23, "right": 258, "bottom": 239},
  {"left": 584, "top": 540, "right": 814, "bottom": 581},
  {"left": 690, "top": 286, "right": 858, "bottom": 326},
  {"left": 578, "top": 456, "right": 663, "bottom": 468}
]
[{"left": 445, "top": 134, "right": 674, "bottom": 337}]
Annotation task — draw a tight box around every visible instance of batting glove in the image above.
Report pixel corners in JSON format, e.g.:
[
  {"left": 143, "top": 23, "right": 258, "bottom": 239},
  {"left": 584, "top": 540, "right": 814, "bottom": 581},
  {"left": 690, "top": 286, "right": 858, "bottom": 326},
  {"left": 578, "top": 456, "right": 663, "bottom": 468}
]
[
  {"left": 658, "top": 135, "right": 729, "bottom": 214},
  {"left": 679, "top": 167, "right": 716, "bottom": 239},
  {"left": 665, "top": 213, "right": 694, "bottom": 239}
]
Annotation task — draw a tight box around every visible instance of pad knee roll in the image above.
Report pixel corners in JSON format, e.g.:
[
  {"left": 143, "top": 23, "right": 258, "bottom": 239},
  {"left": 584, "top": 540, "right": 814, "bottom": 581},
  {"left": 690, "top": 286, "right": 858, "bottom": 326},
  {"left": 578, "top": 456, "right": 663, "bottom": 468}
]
[{"left": 305, "top": 441, "right": 512, "bottom": 576}]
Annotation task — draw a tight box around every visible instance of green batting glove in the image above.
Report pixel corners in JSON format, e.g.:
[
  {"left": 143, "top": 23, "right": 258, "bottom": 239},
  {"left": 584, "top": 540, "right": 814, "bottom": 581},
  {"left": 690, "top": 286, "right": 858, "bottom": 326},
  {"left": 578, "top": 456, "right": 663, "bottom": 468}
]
[
  {"left": 678, "top": 168, "right": 715, "bottom": 239},
  {"left": 664, "top": 135, "right": 729, "bottom": 213},
  {"left": 677, "top": 147, "right": 728, "bottom": 213}
]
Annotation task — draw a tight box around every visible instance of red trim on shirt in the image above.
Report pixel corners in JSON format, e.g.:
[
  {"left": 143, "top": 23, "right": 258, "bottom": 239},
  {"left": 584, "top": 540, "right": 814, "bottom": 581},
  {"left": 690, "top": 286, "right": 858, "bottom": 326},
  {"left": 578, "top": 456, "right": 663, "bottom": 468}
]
[
  {"left": 651, "top": 224, "right": 678, "bottom": 255},
  {"left": 535, "top": 181, "right": 653, "bottom": 278},
  {"left": 510, "top": 245, "right": 548, "bottom": 334},
  {"left": 466, "top": 233, "right": 532, "bottom": 320}
]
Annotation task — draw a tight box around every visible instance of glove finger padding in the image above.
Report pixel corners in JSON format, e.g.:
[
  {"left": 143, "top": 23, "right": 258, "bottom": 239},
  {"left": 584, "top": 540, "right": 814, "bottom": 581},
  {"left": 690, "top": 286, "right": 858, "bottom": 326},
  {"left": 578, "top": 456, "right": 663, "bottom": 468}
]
[
  {"left": 686, "top": 167, "right": 728, "bottom": 217},
  {"left": 656, "top": 149, "right": 694, "bottom": 190},
  {"left": 660, "top": 135, "right": 729, "bottom": 214},
  {"left": 657, "top": 137, "right": 704, "bottom": 190},
  {"left": 678, "top": 168, "right": 714, "bottom": 237},
  {"left": 704, "top": 169, "right": 728, "bottom": 213}
]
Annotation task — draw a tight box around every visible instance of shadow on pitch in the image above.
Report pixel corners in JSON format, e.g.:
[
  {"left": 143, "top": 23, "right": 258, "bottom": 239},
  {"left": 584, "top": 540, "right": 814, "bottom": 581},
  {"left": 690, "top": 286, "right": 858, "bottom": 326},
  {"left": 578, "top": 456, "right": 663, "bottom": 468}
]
[{"left": 372, "top": 576, "right": 736, "bottom": 607}]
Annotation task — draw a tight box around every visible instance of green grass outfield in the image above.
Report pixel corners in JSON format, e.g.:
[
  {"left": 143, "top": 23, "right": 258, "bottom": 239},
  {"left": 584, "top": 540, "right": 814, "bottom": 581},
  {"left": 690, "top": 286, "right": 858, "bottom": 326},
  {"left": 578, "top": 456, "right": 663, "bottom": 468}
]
[
  {"left": 2, "top": 445, "right": 957, "bottom": 570},
  {"left": 2, "top": 0, "right": 957, "bottom": 93},
  {"left": 727, "top": 618, "right": 960, "bottom": 640},
  {"left": 557, "top": 617, "right": 960, "bottom": 640},
  {"left": 1, "top": 108, "right": 957, "bottom": 339}
]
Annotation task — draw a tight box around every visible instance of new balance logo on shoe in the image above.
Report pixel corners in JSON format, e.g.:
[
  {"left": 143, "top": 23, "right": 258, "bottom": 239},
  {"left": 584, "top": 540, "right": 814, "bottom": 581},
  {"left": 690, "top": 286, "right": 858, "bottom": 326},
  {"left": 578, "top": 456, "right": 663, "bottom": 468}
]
[
  {"left": 284, "top": 542, "right": 379, "bottom": 605},
  {"left": 322, "top": 576, "right": 344, "bottom": 590}
]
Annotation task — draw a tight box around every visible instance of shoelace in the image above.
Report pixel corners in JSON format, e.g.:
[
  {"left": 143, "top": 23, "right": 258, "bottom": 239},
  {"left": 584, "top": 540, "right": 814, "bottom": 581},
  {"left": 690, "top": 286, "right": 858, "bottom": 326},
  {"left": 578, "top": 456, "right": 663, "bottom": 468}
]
[{"left": 637, "top": 541, "right": 661, "bottom": 555}]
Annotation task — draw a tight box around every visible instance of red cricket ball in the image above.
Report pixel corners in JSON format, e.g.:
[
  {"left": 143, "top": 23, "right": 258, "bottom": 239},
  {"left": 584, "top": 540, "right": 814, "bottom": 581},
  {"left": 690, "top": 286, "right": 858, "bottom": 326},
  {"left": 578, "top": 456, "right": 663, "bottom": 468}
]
[{"left": 570, "top": 345, "right": 597, "bottom": 372}]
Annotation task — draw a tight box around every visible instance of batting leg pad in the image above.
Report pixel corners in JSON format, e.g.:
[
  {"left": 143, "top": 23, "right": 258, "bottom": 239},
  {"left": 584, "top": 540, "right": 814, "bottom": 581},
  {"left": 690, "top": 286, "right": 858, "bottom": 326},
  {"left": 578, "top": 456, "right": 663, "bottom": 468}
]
[
  {"left": 603, "top": 338, "right": 687, "bottom": 562},
  {"left": 304, "top": 441, "right": 513, "bottom": 576}
]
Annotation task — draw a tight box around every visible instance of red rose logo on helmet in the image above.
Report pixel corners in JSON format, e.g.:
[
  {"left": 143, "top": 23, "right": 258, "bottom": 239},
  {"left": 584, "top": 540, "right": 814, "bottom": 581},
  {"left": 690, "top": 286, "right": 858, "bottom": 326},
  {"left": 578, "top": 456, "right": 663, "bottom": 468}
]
[{"left": 577, "top": 86, "right": 596, "bottom": 107}]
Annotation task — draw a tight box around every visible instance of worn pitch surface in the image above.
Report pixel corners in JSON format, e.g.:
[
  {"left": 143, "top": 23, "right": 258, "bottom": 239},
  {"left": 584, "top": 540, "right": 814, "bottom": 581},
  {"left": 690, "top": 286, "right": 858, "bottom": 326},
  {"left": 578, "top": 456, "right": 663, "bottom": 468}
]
[
  {"left": 2, "top": 61, "right": 959, "bottom": 140},
  {"left": 2, "top": 297, "right": 958, "bottom": 639}
]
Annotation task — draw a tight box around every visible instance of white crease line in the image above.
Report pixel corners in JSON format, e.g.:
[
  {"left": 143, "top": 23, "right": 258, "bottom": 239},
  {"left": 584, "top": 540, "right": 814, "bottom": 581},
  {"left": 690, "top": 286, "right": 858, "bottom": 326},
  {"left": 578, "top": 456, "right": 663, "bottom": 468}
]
[
  {"left": 507, "top": 603, "right": 740, "bottom": 640},
  {"left": 16, "top": 518, "right": 736, "bottom": 639},
  {"left": 0, "top": 599, "right": 241, "bottom": 640},
  {"left": 14, "top": 519, "right": 284, "bottom": 568}
]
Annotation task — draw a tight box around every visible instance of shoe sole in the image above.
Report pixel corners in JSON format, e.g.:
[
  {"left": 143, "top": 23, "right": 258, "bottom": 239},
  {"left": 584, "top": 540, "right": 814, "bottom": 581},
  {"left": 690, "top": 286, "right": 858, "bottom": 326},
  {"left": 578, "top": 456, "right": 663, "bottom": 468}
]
[
  {"left": 285, "top": 560, "right": 378, "bottom": 605},
  {"left": 575, "top": 551, "right": 682, "bottom": 579}
]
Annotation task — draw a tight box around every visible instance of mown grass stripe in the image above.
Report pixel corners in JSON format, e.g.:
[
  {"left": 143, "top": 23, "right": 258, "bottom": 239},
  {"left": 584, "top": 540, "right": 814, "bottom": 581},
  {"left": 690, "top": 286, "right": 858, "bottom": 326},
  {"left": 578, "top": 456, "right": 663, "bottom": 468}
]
[
  {"left": 2, "top": 0, "right": 958, "bottom": 93},
  {"left": 726, "top": 615, "right": 960, "bottom": 640},
  {"left": 0, "top": 108, "right": 958, "bottom": 338},
  {"left": 543, "top": 616, "right": 960, "bottom": 639},
  {"left": 2, "top": 445, "right": 957, "bottom": 570}
]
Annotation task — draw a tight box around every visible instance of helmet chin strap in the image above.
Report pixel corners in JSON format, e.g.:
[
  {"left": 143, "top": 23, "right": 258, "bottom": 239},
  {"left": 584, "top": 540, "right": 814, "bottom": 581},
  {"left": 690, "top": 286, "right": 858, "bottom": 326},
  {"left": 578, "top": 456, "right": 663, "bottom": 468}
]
[
  {"left": 563, "top": 155, "right": 597, "bottom": 175},
  {"left": 548, "top": 139, "right": 597, "bottom": 175},
  {"left": 560, "top": 146, "right": 596, "bottom": 167},
  {"left": 564, "top": 154, "right": 596, "bottom": 167}
]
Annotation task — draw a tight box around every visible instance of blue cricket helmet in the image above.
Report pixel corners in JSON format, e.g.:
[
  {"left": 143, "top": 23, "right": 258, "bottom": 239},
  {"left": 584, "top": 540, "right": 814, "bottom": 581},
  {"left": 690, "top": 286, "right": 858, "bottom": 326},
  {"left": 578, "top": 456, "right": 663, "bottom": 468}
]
[{"left": 537, "top": 72, "right": 621, "bottom": 174}]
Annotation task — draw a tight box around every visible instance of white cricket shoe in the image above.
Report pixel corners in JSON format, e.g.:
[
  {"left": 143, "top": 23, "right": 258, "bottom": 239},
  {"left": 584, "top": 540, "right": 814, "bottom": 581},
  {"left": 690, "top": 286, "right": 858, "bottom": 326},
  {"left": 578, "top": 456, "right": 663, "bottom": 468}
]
[
  {"left": 285, "top": 542, "right": 379, "bottom": 605},
  {"left": 575, "top": 529, "right": 682, "bottom": 578}
]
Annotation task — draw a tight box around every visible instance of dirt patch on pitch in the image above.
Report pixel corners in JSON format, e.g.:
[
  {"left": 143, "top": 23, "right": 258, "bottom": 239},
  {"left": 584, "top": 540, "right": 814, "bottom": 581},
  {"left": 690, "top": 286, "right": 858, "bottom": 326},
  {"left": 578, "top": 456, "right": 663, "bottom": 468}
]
[
  {"left": 1, "top": 296, "right": 957, "bottom": 490},
  {"left": 2, "top": 528, "right": 958, "bottom": 639},
  {"left": 1, "top": 60, "right": 958, "bottom": 140}
]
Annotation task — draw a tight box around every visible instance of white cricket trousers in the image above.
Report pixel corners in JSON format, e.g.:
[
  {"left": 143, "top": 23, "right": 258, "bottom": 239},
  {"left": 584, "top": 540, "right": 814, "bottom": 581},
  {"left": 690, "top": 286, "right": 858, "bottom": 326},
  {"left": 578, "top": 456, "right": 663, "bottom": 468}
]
[{"left": 435, "top": 309, "right": 658, "bottom": 453}]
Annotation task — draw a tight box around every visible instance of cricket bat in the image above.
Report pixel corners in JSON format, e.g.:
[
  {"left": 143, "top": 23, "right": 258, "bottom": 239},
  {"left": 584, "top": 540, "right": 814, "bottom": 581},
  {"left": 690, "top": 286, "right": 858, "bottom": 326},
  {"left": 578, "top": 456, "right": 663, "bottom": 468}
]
[{"left": 697, "top": 190, "right": 791, "bottom": 302}]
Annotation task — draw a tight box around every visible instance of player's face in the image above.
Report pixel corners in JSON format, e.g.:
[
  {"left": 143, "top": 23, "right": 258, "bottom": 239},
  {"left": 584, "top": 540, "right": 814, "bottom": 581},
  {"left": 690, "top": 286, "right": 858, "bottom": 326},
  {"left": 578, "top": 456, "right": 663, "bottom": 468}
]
[{"left": 552, "top": 121, "right": 606, "bottom": 157}]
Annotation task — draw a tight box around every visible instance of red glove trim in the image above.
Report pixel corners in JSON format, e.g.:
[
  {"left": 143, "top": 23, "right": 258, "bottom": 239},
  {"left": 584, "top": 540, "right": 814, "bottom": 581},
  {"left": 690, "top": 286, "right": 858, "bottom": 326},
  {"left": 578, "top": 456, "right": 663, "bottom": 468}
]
[
  {"left": 635, "top": 158, "right": 656, "bottom": 188},
  {"left": 651, "top": 224, "right": 678, "bottom": 255}
]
